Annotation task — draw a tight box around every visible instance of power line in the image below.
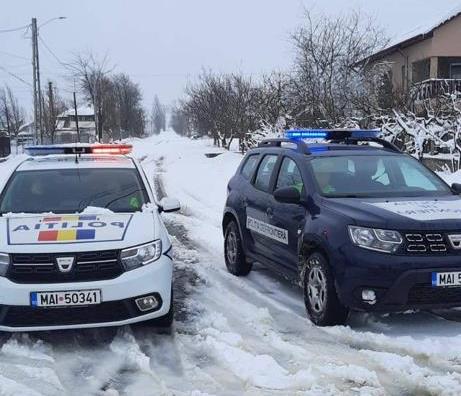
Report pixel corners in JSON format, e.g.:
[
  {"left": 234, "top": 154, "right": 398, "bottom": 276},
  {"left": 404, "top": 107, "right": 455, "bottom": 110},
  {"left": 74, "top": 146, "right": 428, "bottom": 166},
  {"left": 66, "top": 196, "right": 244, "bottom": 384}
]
[
  {"left": 0, "top": 23, "right": 30, "bottom": 34},
  {"left": 38, "top": 36, "right": 72, "bottom": 70},
  {"left": 0, "top": 50, "right": 29, "bottom": 61},
  {"left": 0, "top": 65, "right": 32, "bottom": 87}
]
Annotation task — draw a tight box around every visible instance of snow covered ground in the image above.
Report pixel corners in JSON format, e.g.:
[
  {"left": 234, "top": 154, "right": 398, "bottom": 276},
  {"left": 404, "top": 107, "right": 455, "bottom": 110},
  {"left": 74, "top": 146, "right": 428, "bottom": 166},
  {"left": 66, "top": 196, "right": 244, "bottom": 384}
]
[{"left": 2, "top": 131, "right": 461, "bottom": 395}]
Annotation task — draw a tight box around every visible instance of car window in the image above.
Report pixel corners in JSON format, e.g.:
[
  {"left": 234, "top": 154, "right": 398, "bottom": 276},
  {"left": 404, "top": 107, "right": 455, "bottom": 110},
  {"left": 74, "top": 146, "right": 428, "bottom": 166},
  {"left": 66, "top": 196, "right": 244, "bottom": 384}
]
[
  {"left": 276, "top": 157, "right": 304, "bottom": 193},
  {"left": 0, "top": 168, "right": 149, "bottom": 214},
  {"left": 310, "top": 155, "right": 451, "bottom": 198},
  {"left": 399, "top": 161, "right": 438, "bottom": 190},
  {"left": 254, "top": 155, "right": 278, "bottom": 192},
  {"left": 241, "top": 154, "right": 259, "bottom": 180}
]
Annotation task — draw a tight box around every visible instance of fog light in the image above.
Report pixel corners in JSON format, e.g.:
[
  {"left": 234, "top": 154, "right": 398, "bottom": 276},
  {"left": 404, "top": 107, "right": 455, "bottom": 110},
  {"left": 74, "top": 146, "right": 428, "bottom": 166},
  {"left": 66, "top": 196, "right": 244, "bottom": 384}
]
[
  {"left": 135, "top": 295, "right": 159, "bottom": 312},
  {"left": 361, "top": 289, "right": 377, "bottom": 305}
]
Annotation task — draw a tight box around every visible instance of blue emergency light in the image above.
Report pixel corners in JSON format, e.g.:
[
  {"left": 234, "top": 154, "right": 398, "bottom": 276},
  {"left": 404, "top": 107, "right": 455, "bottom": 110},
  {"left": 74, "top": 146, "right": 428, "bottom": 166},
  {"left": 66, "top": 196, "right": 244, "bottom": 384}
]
[
  {"left": 25, "top": 144, "right": 133, "bottom": 156},
  {"left": 285, "top": 129, "right": 381, "bottom": 140}
]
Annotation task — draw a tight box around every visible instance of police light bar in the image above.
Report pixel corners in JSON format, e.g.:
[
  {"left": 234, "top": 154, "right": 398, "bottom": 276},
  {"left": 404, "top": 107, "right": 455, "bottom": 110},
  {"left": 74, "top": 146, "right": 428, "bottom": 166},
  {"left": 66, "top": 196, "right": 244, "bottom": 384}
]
[
  {"left": 25, "top": 144, "right": 133, "bottom": 156},
  {"left": 285, "top": 129, "right": 381, "bottom": 140}
]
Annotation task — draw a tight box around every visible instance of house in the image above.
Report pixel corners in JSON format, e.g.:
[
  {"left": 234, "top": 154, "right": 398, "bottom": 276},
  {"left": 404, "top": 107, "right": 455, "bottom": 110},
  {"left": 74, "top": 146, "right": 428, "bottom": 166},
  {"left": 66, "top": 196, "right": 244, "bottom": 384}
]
[
  {"left": 55, "top": 105, "right": 97, "bottom": 143},
  {"left": 363, "top": 7, "right": 461, "bottom": 101}
]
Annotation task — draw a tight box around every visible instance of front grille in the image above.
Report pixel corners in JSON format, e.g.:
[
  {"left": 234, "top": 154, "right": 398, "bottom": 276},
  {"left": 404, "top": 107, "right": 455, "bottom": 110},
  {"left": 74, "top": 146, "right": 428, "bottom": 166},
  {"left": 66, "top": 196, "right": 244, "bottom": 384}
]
[
  {"left": 7, "top": 250, "right": 124, "bottom": 283},
  {"left": 407, "top": 285, "right": 461, "bottom": 305},
  {"left": 0, "top": 299, "right": 137, "bottom": 327},
  {"left": 404, "top": 233, "right": 448, "bottom": 254}
]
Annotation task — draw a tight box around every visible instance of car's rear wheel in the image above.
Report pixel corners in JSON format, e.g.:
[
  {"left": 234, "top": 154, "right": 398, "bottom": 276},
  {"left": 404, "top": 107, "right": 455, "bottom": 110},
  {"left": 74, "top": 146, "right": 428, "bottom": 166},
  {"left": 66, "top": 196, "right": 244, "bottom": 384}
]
[
  {"left": 303, "top": 252, "right": 348, "bottom": 326},
  {"left": 224, "top": 220, "right": 252, "bottom": 276}
]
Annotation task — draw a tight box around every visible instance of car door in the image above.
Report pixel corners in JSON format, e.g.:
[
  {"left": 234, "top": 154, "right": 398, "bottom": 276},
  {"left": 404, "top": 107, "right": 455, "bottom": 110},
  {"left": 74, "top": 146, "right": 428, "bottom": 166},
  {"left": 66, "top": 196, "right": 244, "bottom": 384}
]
[
  {"left": 269, "top": 156, "right": 307, "bottom": 273},
  {"left": 244, "top": 153, "right": 280, "bottom": 260}
]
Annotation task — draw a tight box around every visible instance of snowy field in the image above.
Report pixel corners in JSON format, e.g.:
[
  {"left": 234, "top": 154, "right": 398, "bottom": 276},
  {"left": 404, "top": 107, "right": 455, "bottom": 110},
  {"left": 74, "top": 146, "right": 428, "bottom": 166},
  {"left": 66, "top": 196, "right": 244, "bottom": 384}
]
[{"left": 2, "top": 132, "right": 461, "bottom": 395}]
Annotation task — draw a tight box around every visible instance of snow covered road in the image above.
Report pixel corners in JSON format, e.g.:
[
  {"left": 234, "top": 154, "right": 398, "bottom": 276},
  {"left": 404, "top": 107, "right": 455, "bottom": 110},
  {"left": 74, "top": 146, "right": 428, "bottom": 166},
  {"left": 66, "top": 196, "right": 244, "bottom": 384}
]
[{"left": 1, "top": 132, "right": 461, "bottom": 395}]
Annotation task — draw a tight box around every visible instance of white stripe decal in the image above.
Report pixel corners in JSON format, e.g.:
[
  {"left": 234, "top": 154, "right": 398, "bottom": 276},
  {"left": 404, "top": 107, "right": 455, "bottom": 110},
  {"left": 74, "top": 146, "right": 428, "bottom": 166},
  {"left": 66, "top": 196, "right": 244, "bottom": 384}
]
[{"left": 246, "top": 216, "right": 288, "bottom": 245}]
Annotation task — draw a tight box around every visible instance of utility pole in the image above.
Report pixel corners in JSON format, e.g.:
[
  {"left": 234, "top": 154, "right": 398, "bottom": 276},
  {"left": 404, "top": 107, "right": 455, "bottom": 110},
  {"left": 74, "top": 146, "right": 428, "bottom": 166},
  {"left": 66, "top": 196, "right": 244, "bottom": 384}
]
[
  {"left": 31, "top": 18, "right": 38, "bottom": 145},
  {"left": 73, "top": 91, "right": 80, "bottom": 143},
  {"left": 48, "top": 81, "right": 55, "bottom": 143}
]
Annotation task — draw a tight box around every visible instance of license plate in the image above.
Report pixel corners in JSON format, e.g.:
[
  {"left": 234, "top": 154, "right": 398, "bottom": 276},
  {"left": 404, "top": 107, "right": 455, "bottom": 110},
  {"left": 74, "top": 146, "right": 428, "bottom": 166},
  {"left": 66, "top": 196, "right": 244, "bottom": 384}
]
[
  {"left": 432, "top": 272, "right": 461, "bottom": 287},
  {"left": 31, "top": 290, "right": 102, "bottom": 307}
]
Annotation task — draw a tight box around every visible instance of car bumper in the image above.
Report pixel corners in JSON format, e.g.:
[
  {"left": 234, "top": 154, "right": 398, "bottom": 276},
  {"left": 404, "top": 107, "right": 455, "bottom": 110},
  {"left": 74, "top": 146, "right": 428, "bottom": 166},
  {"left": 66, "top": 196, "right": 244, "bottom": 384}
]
[
  {"left": 334, "top": 246, "right": 461, "bottom": 312},
  {"left": 0, "top": 255, "right": 173, "bottom": 332}
]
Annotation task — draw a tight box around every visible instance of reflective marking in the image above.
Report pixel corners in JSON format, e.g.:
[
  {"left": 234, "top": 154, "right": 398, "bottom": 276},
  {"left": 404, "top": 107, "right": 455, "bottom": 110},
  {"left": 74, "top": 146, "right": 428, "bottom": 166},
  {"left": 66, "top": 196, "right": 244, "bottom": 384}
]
[{"left": 246, "top": 216, "right": 288, "bottom": 244}]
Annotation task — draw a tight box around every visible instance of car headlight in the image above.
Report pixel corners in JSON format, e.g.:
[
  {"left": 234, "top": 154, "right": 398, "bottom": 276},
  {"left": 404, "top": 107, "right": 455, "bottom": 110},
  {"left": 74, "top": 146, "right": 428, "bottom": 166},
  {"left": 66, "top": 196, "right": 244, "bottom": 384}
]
[
  {"left": 0, "top": 253, "right": 9, "bottom": 276},
  {"left": 121, "top": 240, "right": 162, "bottom": 271},
  {"left": 348, "top": 226, "right": 402, "bottom": 253}
]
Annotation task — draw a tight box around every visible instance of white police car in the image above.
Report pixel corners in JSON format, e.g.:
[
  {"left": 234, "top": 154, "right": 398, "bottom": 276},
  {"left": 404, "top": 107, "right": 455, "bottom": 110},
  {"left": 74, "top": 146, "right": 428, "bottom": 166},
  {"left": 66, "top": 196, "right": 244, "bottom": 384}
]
[{"left": 0, "top": 144, "right": 180, "bottom": 331}]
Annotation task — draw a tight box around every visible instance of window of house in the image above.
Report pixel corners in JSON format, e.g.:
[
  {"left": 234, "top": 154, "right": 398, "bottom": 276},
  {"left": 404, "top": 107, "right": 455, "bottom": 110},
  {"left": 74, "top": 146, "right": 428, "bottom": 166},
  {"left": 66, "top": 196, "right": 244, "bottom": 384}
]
[
  {"left": 450, "top": 64, "right": 461, "bottom": 79},
  {"left": 412, "top": 59, "right": 430, "bottom": 83}
]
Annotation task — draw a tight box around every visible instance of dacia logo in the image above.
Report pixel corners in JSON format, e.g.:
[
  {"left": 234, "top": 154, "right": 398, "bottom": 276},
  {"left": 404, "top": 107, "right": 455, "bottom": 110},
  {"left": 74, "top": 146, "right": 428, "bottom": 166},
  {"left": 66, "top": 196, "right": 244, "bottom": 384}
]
[{"left": 56, "top": 256, "right": 75, "bottom": 273}]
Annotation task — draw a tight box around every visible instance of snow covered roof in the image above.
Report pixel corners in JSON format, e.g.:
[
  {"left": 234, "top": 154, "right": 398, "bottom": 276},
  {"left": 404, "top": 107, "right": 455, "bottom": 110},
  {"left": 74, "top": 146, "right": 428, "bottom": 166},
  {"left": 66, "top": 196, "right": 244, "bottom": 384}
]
[
  {"left": 58, "top": 105, "right": 94, "bottom": 118},
  {"left": 365, "top": 5, "right": 461, "bottom": 62}
]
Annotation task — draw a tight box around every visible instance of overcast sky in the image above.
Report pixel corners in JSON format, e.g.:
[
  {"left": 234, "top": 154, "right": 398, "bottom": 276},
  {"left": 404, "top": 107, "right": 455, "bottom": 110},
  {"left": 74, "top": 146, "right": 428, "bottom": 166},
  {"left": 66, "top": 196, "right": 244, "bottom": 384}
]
[{"left": 1, "top": 0, "right": 461, "bottom": 115}]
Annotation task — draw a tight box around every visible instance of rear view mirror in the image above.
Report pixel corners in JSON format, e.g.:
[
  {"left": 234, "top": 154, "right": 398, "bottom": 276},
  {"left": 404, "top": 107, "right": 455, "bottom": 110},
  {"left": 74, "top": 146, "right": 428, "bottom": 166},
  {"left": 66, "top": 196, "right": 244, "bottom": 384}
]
[
  {"left": 159, "top": 197, "right": 181, "bottom": 213},
  {"left": 273, "top": 187, "right": 301, "bottom": 204},
  {"left": 452, "top": 183, "right": 461, "bottom": 194}
]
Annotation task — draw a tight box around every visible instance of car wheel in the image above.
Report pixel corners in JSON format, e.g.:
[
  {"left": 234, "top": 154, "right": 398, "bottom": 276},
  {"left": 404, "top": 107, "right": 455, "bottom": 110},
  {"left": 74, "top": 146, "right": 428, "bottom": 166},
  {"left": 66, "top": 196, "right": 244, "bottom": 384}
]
[
  {"left": 303, "top": 252, "right": 348, "bottom": 326},
  {"left": 224, "top": 220, "right": 252, "bottom": 276}
]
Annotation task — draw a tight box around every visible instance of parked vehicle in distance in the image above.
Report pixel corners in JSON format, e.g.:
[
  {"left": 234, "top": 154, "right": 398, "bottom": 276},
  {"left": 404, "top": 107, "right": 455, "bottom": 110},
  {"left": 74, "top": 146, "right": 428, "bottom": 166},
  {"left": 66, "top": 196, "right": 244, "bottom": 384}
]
[
  {"left": 0, "top": 143, "right": 180, "bottom": 332},
  {"left": 223, "top": 129, "right": 461, "bottom": 326}
]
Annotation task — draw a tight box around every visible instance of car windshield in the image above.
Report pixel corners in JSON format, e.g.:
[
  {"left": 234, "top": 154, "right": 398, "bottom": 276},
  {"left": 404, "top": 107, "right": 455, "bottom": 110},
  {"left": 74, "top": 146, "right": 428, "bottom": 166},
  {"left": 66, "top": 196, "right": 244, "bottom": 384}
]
[
  {"left": 0, "top": 168, "right": 149, "bottom": 214},
  {"left": 309, "top": 154, "right": 452, "bottom": 198}
]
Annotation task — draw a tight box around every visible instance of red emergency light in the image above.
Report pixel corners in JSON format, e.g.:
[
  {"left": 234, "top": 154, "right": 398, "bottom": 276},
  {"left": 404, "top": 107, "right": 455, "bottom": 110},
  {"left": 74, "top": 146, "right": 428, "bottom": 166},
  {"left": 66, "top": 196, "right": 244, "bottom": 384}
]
[
  {"left": 25, "top": 144, "right": 133, "bottom": 156},
  {"left": 91, "top": 144, "right": 133, "bottom": 155}
]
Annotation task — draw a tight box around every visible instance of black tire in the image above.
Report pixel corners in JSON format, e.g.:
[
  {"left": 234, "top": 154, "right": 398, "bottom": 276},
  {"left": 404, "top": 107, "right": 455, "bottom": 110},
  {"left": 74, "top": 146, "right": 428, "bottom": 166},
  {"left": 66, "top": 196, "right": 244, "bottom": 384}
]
[
  {"left": 302, "top": 252, "right": 349, "bottom": 326},
  {"left": 224, "top": 220, "right": 252, "bottom": 276}
]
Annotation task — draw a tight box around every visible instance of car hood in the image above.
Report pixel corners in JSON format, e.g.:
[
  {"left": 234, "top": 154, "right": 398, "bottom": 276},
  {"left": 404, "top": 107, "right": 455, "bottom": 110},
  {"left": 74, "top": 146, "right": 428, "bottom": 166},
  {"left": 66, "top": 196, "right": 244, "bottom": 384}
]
[
  {"left": 323, "top": 195, "right": 461, "bottom": 230},
  {"left": 0, "top": 212, "right": 157, "bottom": 253}
]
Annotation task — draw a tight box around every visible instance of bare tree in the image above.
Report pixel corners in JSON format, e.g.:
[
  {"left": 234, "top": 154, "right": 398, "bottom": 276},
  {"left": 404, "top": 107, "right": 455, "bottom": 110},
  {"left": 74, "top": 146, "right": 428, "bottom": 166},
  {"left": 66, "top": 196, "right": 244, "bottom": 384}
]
[
  {"left": 289, "top": 10, "right": 387, "bottom": 126},
  {"left": 42, "top": 82, "right": 67, "bottom": 143},
  {"left": 151, "top": 95, "right": 166, "bottom": 135},
  {"left": 0, "top": 86, "right": 25, "bottom": 139},
  {"left": 113, "top": 73, "right": 145, "bottom": 138},
  {"left": 70, "top": 53, "right": 114, "bottom": 141}
]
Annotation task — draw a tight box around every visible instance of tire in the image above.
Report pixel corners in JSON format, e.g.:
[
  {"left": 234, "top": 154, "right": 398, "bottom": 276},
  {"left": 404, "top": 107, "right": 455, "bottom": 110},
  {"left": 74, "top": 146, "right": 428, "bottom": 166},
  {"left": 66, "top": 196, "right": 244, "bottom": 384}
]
[
  {"left": 302, "top": 252, "right": 349, "bottom": 326},
  {"left": 224, "top": 220, "right": 252, "bottom": 276}
]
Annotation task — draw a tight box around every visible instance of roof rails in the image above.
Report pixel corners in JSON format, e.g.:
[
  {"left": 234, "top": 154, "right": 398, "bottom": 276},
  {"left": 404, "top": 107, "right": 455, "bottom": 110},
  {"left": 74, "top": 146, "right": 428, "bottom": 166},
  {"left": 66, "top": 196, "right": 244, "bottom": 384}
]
[
  {"left": 257, "top": 138, "right": 310, "bottom": 154},
  {"left": 258, "top": 129, "right": 401, "bottom": 154}
]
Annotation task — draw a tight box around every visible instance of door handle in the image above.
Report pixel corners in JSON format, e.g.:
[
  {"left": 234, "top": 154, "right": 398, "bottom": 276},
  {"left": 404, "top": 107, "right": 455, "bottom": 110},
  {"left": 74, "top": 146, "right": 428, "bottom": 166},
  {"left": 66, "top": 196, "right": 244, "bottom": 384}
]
[{"left": 266, "top": 207, "right": 273, "bottom": 218}]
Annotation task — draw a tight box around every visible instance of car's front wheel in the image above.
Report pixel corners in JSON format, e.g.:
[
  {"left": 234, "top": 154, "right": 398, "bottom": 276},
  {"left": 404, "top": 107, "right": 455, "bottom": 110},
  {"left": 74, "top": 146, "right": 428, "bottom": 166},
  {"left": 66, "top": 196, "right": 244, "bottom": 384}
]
[
  {"left": 303, "top": 252, "right": 348, "bottom": 326},
  {"left": 224, "top": 220, "right": 252, "bottom": 276}
]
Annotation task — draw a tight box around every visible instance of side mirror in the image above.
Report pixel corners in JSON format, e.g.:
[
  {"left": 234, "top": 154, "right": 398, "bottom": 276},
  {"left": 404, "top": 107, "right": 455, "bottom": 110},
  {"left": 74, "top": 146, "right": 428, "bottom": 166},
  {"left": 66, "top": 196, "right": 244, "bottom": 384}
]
[
  {"left": 452, "top": 183, "right": 461, "bottom": 194},
  {"left": 159, "top": 197, "right": 181, "bottom": 213},
  {"left": 273, "top": 186, "right": 301, "bottom": 204}
]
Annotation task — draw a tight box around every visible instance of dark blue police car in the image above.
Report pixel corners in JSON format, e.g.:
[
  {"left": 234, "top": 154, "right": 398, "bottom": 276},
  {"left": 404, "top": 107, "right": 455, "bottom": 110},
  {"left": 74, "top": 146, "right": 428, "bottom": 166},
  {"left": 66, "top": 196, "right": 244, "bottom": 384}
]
[{"left": 222, "top": 129, "right": 461, "bottom": 326}]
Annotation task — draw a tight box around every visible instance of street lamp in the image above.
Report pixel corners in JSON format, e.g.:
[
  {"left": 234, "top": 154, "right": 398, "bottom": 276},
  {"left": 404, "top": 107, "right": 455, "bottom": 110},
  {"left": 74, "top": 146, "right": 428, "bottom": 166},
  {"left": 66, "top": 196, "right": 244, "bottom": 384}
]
[{"left": 38, "top": 17, "right": 67, "bottom": 29}]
